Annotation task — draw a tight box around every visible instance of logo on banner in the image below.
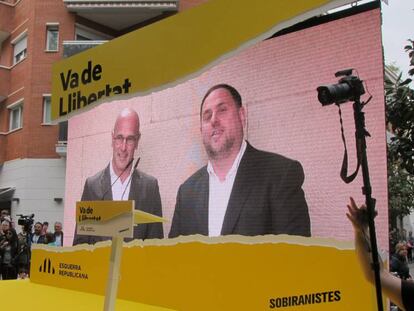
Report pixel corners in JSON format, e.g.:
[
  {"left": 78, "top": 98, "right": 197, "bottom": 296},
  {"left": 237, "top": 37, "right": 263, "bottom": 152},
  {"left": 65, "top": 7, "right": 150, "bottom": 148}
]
[
  {"left": 39, "top": 258, "right": 55, "bottom": 274},
  {"left": 38, "top": 257, "right": 89, "bottom": 280},
  {"left": 58, "top": 262, "right": 89, "bottom": 280}
]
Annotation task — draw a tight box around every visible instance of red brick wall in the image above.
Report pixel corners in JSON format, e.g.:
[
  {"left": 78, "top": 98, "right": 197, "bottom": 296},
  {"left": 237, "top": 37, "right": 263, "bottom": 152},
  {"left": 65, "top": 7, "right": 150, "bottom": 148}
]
[{"left": 0, "top": 0, "right": 76, "bottom": 161}]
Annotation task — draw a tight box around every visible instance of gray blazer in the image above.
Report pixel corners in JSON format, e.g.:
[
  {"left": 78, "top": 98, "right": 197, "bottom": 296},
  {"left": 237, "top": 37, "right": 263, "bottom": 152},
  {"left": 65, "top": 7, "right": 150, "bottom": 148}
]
[
  {"left": 73, "top": 165, "right": 163, "bottom": 245},
  {"left": 169, "top": 142, "right": 310, "bottom": 238}
]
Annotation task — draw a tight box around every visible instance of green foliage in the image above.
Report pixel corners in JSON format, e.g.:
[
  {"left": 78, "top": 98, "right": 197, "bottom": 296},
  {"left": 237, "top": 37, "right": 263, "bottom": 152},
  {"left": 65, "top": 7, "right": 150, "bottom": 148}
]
[
  {"left": 387, "top": 62, "right": 401, "bottom": 76},
  {"left": 387, "top": 159, "right": 414, "bottom": 225},
  {"left": 404, "top": 39, "right": 414, "bottom": 77},
  {"left": 385, "top": 74, "right": 414, "bottom": 174},
  {"left": 386, "top": 39, "right": 414, "bottom": 224}
]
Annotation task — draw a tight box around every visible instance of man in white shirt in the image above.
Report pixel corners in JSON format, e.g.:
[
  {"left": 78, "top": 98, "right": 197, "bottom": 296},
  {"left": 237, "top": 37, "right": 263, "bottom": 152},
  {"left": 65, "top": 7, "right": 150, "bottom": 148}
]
[
  {"left": 31, "top": 222, "right": 45, "bottom": 244},
  {"left": 73, "top": 108, "right": 163, "bottom": 245},
  {"left": 53, "top": 221, "right": 64, "bottom": 246},
  {"left": 169, "top": 84, "right": 310, "bottom": 238}
]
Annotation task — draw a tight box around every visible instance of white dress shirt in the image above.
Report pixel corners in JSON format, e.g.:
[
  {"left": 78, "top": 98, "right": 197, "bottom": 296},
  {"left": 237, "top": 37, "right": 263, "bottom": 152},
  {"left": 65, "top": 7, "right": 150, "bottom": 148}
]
[
  {"left": 207, "top": 141, "right": 247, "bottom": 237},
  {"left": 110, "top": 160, "right": 133, "bottom": 200}
]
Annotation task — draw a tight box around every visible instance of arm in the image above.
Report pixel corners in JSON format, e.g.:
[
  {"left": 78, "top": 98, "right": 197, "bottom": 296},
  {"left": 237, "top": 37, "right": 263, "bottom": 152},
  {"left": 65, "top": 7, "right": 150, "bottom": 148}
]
[{"left": 347, "top": 197, "right": 405, "bottom": 310}]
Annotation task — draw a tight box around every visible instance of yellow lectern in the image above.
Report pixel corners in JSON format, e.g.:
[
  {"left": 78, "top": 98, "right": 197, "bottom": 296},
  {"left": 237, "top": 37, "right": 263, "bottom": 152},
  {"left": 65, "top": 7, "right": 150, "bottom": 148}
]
[{"left": 76, "top": 201, "right": 165, "bottom": 311}]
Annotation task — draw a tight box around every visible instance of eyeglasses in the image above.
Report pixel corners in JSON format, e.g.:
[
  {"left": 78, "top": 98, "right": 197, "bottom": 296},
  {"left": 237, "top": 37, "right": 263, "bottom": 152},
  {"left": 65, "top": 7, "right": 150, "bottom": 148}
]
[{"left": 113, "top": 135, "right": 138, "bottom": 146}]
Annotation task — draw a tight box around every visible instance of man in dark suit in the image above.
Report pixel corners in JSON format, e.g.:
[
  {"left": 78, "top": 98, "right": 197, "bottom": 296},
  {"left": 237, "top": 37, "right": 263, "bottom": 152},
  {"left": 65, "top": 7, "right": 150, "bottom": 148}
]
[
  {"left": 31, "top": 222, "right": 45, "bottom": 244},
  {"left": 73, "top": 108, "right": 163, "bottom": 245},
  {"left": 169, "top": 84, "right": 310, "bottom": 238}
]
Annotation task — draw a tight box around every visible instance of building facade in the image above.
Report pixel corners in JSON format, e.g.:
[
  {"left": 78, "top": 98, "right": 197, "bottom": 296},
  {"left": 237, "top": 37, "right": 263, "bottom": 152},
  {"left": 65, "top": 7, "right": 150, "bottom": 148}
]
[{"left": 0, "top": 0, "right": 206, "bottom": 228}]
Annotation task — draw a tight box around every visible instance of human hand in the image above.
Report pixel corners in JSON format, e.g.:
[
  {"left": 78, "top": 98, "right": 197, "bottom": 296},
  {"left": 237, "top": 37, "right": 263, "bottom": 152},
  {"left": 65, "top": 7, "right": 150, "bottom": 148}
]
[{"left": 346, "top": 197, "right": 369, "bottom": 233}]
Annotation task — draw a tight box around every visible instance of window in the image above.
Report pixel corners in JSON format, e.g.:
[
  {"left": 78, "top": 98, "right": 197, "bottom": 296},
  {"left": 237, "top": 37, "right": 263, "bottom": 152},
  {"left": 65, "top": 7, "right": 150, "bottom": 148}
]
[
  {"left": 46, "top": 24, "right": 59, "bottom": 51},
  {"left": 12, "top": 32, "right": 27, "bottom": 64},
  {"left": 7, "top": 100, "right": 23, "bottom": 131},
  {"left": 43, "top": 95, "right": 51, "bottom": 124},
  {"left": 75, "top": 24, "right": 112, "bottom": 41}
]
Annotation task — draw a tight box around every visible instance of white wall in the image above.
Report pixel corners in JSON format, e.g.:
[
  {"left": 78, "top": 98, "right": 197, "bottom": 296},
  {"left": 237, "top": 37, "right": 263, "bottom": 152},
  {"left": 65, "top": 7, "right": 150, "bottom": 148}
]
[
  {"left": 0, "top": 158, "right": 66, "bottom": 231},
  {"left": 403, "top": 213, "right": 414, "bottom": 236}
]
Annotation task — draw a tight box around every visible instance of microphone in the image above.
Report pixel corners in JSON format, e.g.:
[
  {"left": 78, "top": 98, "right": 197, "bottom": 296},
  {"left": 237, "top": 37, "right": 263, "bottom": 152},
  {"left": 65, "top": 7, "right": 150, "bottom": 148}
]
[
  {"left": 121, "top": 157, "right": 140, "bottom": 200},
  {"left": 100, "top": 157, "right": 135, "bottom": 200}
]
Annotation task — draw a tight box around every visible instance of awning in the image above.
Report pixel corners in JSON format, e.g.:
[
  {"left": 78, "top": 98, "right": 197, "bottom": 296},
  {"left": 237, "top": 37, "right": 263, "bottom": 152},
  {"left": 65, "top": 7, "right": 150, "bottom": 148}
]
[{"left": 0, "top": 187, "right": 15, "bottom": 201}]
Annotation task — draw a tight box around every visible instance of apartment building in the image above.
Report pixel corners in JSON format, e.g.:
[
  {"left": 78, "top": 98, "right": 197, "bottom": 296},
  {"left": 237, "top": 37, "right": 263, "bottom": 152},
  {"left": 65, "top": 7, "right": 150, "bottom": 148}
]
[{"left": 0, "top": 0, "right": 206, "bottom": 227}]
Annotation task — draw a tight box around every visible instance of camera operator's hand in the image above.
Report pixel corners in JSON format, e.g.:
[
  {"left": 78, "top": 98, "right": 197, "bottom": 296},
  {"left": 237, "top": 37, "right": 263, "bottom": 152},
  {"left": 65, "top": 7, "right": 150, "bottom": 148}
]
[
  {"left": 347, "top": 197, "right": 407, "bottom": 311},
  {"left": 346, "top": 197, "right": 377, "bottom": 233}
]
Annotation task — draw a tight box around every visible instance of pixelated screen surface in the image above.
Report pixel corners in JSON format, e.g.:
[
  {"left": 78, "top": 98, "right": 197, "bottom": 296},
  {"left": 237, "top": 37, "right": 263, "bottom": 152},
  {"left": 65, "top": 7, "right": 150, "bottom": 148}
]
[{"left": 64, "top": 6, "right": 387, "bottom": 248}]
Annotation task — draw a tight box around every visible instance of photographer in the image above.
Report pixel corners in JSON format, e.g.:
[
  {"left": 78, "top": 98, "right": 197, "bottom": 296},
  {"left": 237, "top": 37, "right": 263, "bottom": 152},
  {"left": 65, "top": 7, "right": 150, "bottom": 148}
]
[
  {"left": 16, "top": 224, "right": 32, "bottom": 276},
  {"left": 15, "top": 214, "right": 35, "bottom": 276},
  {"left": 347, "top": 197, "right": 414, "bottom": 311}
]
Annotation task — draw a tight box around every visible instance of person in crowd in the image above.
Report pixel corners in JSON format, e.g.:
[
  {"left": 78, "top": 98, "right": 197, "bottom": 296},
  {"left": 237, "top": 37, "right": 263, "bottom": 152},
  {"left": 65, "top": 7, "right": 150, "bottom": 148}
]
[
  {"left": 169, "top": 84, "right": 310, "bottom": 238},
  {"left": 0, "top": 220, "right": 10, "bottom": 245},
  {"left": 42, "top": 221, "right": 49, "bottom": 235},
  {"left": 44, "top": 232, "right": 56, "bottom": 246},
  {"left": 391, "top": 242, "right": 412, "bottom": 280},
  {"left": 390, "top": 228, "right": 399, "bottom": 256},
  {"left": 347, "top": 197, "right": 414, "bottom": 311},
  {"left": 73, "top": 108, "right": 163, "bottom": 245},
  {"left": 0, "top": 228, "right": 18, "bottom": 280},
  {"left": 31, "top": 222, "right": 45, "bottom": 244},
  {"left": 53, "top": 221, "right": 64, "bottom": 246},
  {"left": 0, "top": 220, "right": 10, "bottom": 270},
  {"left": 0, "top": 209, "right": 9, "bottom": 223},
  {"left": 16, "top": 224, "right": 31, "bottom": 276}
]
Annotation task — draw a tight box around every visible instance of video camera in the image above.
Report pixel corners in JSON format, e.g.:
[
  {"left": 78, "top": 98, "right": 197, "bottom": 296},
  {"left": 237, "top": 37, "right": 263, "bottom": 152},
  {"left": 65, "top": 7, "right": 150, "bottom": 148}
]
[{"left": 17, "top": 214, "right": 35, "bottom": 231}]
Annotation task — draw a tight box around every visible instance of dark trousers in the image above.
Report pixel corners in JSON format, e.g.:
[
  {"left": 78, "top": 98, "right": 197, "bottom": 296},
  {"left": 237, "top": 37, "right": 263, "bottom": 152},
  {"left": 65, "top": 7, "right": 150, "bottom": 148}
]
[{"left": 1, "top": 264, "right": 17, "bottom": 280}]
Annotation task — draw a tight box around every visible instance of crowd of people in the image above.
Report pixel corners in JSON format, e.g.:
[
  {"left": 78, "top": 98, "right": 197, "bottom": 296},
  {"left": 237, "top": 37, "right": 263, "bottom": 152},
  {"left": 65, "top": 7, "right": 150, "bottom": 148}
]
[{"left": 0, "top": 209, "right": 64, "bottom": 280}]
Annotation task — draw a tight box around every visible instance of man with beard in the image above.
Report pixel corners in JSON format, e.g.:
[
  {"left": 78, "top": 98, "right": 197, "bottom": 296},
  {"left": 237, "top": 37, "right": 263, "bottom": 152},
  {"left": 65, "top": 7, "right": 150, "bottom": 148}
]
[
  {"left": 73, "top": 108, "right": 163, "bottom": 245},
  {"left": 31, "top": 222, "right": 45, "bottom": 244},
  {"left": 169, "top": 84, "right": 310, "bottom": 238}
]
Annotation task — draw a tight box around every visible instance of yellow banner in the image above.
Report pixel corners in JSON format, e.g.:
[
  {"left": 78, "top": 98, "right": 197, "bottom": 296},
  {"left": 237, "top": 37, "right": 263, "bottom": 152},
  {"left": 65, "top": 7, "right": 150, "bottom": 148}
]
[
  {"left": 51, "top": 0, "right": 355, "bottom": 121},
  {"left": 30, "top": 236, "right": 380, "bottom": 310}
]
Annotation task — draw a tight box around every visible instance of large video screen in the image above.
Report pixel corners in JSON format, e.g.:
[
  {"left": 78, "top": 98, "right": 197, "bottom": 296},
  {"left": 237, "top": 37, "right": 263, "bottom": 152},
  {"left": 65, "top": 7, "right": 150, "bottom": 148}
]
[{"left": 64, "top": 5, "right": 387, "bottom": 248}]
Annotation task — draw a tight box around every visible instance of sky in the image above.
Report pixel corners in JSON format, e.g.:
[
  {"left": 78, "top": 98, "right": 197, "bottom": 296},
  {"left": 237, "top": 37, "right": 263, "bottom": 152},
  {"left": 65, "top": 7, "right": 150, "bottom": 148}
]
[{"left": 381, "top": 0, "right": 414, "bottom": 78}]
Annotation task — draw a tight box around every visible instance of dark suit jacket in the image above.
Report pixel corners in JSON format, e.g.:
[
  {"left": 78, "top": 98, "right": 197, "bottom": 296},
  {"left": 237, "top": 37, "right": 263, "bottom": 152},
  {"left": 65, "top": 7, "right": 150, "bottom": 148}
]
[
  {"left": 54, "top": 232, "right": 63, "bottom": 246},
  {"left": 31, "top": 234, "right": 45, "bottom": 244},
  {"left": 73, "top": 165, "right": 163, "bottom": 245},
  {"left": 169, "top": 143, "right": 310, "bottom": 238}
]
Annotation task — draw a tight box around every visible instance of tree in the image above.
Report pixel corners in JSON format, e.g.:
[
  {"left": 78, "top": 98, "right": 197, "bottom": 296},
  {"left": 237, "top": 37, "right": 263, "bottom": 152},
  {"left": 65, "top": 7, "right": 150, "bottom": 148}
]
[
  {"left": 387, "top": 156, "right": 414, "bottom": 228},
  {"left": 386, "top": 39, "right": 414, "bottom": 227},
  {"left": 385, "top": 74, "right": 414, "bottom": 174},
  {"left": 404, "top": 39, "right": 414, "bottom": 77}
]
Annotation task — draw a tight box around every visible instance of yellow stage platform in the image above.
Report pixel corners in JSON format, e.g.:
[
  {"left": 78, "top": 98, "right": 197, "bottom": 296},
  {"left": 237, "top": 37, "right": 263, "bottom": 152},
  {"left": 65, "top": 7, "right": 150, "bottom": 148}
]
[{"left": 0, "top": 279, "right": 174, "bottom": 310}]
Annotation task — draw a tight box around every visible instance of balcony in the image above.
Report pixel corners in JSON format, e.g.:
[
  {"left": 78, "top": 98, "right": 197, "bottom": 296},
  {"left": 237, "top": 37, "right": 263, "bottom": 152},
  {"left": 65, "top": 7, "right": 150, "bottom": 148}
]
[
  {"left": 63, "top": 40, "right": 107, "bottom": 58},
  {"left": 63, "top": 0, "right": 179, "bottom": 31},
  {"left": 0, "top": 66, "right": 10, "bottom": 102},
  {"left": 55, "top": 121, "right": 68, "bottom": 157},
  {"left": 0, "top": 2, "right": 12, "bottom": 45}
]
